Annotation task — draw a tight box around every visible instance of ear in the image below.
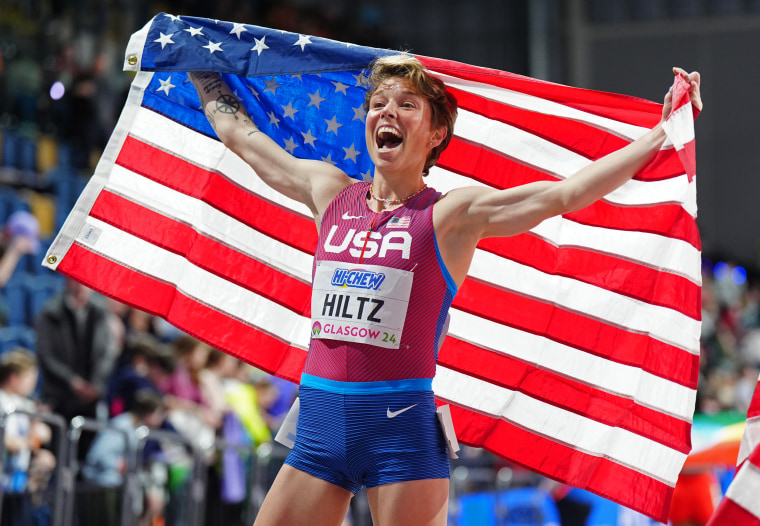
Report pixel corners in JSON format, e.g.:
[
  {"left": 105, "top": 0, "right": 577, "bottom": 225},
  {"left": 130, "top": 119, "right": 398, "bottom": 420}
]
[{"left": 430, "top": 126, "right": 447, "bottom": 148}]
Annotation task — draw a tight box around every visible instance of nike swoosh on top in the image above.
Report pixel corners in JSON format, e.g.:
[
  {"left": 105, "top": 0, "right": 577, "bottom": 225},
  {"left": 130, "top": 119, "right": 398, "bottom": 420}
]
[
  {"left": 342, "top": 212, "right": 363, "bottom": 220},
  {"left": 386, "top": 404, "right": 418, "bottom": 418}
]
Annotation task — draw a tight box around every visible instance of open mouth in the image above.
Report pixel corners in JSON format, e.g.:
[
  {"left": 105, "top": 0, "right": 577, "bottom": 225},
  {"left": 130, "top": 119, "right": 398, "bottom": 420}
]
[{"left": 376, "top": 125, "right": 403, "bottom": 151}]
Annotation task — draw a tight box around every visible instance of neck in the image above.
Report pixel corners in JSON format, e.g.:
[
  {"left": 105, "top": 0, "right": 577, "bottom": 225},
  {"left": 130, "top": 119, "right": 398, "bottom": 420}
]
[{"left": 368, "top": 174, "right": 426, "bottom": 211}]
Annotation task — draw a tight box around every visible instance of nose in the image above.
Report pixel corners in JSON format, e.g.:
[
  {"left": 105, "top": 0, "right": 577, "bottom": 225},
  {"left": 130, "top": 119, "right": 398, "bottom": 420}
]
[{"left": 381, "top": 100, "right": 398, "bottom": 119}]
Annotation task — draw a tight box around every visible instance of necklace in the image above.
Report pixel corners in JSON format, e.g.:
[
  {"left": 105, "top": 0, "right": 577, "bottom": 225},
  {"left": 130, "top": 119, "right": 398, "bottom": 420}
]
[{"left": 370, "top": 183, "right": 427, "bottom": 205}]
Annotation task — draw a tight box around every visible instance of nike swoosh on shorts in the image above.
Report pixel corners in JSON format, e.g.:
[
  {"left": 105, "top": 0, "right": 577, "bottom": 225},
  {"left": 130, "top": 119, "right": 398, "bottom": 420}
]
[{"left": 386, "top": 404, "right": 418, "bottom": 418}]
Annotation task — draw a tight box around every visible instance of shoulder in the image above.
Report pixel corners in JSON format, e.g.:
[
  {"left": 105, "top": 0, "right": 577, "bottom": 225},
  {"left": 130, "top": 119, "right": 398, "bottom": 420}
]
[{"left": 432, "top": 186, "right": 490, "bottom": 225}]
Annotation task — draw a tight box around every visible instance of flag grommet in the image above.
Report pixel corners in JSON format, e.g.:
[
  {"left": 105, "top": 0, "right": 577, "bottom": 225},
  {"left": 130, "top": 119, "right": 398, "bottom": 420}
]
[
  {"left": 128, "top": 55, "right": 138, "bottom": 65},
  {"left": 46, "top": 255, "right": 57, "bottom": 264}
]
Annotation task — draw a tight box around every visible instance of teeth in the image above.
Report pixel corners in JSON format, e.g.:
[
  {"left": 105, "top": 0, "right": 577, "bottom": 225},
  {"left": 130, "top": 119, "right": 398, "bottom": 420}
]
[{"left": 378, "top": 126, "right": 401, "bottom": 138}]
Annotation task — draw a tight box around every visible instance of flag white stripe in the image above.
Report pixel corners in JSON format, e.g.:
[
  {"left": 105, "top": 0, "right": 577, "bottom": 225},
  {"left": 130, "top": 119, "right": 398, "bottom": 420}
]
[
  {"left": 529, "top": 215, "right": 701, "bottom": 284},
  {"left": 132, "top": 109, "right": 701, "bottom": 282},
  {"left": 725, "top": 461, "right": 760, "bottom": 518},
  {"left": 430, "top": 70, "right": 652, "bottom": 142},
  {"left": 663, "top": 103, "right": 696, "bottom": 146},
  {"left": 739, "top": 415, "right": 760, "bottom": 465},
  {"left": 106, "top": 166, "right": 314, "bottom": 283},
  {"left": 130, "top": 107, "right": 313, "bottom": 218},
  {"left": 77, "top": 217, "right": 312, "bottom": 348},
  {"left": 469, "top": 251, "right": 700, "bottom": 352},
  {"left": 453, "top": 108, "right": 591, "bottom": 178},
  {"left": 446, "top": 309, "right": 695, "bottom": 419},
  {"left": 432, "top": 366, "right": 685, "bottom": 484}
]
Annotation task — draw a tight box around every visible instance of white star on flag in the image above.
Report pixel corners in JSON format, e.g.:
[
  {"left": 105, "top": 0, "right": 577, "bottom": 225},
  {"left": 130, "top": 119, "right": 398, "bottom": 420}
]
[
  {"left": 332, "top": 81, "right": 349, "bottom": 95},
  {"left": 325, "top": 115, "right": 343, "bottom": 135},
  {"left": 281, "top": 101, "right": 298, "bottom": 120},
  {"left": 352, "top": 106, "right": 367, "bottom": 122},
  {"left": 184, "top": 26, "right": 204, "bottom": 37},
  {"left": 308, "top": 91, "right": 326, "bottom": 109},
  {"left": 203, "top": 41, "right": 223, "bottom": 53},
  {"left": 229, "top": 23, "right": 248, "bottom": 39},
  {"left": 343, "top": 143, "right": 360, "bottom": 163},
  {"left": 293, "top": 34, "right": 312, "bottom": 51},
  {"left": 283, "top": 136, "right": 298, "bottom": 154},
  {"left": 251, "top": 36, "right": 269, "bottom": 56},
  {"left": 267, "top": 111, "right": 280, "bottom": 128},
  {"left": 157, "top": 76, "right": 176, "bottom": 95},
  {"left": 264, "top": 78, "right": 281, "bottom": 94},
  {"left": 154, "top": 32, "right": 175, "bottom": 49},
  {"left": 301, "top": 129, "right": 318, "bottom": 147}
]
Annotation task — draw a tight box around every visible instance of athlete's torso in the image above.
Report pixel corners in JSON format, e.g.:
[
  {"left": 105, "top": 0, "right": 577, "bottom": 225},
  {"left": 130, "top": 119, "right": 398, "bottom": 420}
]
[{"left": 304, "top": 181, "right": 457, "bottom": 385}]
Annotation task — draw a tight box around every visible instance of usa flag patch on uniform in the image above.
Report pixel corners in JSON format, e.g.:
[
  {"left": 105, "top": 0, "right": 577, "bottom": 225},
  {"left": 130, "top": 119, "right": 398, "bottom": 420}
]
[{"left": 387, "top": 216, "right": 411, "bottom": 229}]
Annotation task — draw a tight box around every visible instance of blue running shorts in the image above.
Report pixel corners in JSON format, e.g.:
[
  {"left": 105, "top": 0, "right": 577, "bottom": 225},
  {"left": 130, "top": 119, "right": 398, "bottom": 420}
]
[{"left": 284, "top": 384, "right": 450, "bottom": 493}]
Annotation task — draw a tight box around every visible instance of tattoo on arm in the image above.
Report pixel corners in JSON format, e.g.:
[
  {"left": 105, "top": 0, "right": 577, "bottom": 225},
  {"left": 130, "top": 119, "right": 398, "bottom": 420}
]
[
  {"left": 189, "top": 71, "right": 262, "bottom": 136},
  {"left": 215, "top": 93, "right": 241, "bottom": 116}
]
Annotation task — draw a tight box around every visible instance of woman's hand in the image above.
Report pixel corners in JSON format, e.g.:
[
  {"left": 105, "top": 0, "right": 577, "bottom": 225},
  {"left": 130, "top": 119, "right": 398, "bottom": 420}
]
[{"left": 662, "top": 67, "right": 702, "bottom": 122}]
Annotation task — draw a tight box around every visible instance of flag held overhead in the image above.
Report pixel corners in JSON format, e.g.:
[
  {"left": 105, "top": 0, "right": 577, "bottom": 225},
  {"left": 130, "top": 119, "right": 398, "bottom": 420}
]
[{"left": 44, "top": 13, "right": 700, "bottom": 523}]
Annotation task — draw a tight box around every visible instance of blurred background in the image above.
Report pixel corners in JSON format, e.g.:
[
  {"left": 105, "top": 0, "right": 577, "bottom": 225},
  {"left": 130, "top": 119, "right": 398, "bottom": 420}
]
[{"left": 1, "top": 1, "right": 759, "bottom": 525}]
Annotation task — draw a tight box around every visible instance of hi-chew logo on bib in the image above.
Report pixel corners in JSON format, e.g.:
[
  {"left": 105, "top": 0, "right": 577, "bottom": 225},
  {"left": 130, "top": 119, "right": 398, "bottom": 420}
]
[
  {"left": 331, "top": 268, "right": 386, "bottom": 290},
  {"left": 311, "top": 261, "right": 413, "bottom": 349}
]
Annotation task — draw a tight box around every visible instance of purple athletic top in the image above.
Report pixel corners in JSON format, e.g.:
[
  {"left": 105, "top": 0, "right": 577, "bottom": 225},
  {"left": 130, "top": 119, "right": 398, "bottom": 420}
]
[{"left": 303, "top": 181, "right": 457, "bottom": 386}]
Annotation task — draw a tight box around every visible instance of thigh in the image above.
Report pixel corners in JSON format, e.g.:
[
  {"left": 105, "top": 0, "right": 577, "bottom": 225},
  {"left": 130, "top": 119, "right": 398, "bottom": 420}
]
[
  {"left": 366, "top": 478, "right": 449, "bottom": 526},
  {"left": 254, "top": 464, "right": 353, "bottom": 526}
]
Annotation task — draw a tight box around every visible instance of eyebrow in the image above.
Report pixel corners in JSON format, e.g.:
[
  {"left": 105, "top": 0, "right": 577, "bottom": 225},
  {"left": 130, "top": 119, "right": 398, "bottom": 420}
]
[{"left": 372, "top": 86, "right": 421, "bottom": 98}]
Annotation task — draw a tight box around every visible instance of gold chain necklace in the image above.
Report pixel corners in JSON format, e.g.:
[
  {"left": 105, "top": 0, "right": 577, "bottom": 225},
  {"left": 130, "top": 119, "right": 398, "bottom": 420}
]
[{"left": 370, "top": 183, "right": 427, "bottom": 205}]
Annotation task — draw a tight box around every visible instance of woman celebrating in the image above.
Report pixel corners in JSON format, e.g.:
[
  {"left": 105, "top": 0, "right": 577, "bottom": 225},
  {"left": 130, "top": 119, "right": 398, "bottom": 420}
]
[{"left": 189, "top": 56, "right": 701, "bottom": 526}]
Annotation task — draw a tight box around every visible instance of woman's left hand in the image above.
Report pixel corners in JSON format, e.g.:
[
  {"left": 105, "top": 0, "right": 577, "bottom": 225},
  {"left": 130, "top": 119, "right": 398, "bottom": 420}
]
[{"left": 662, "top": 67, "right": 702, "bottom": 121}]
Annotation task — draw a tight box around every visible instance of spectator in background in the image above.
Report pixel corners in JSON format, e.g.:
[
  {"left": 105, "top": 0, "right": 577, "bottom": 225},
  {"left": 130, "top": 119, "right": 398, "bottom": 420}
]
[
  {"left": 161, "top": 334, "right": 221, "bottom": 448},
  {"left": 0, "top": 210, "right": 39, "bottom": 325},
  {"left": 81, "top": 388, "right": 167, "bottom": 526},
  {"left": 35, "top": 278, "right": 118, "bottom": 428},
  {"left": 0, "top": 348, "right": 56, "bottom": 526},
  {"left": 107, "top": 333, "right": 175, "bottom": 417}
]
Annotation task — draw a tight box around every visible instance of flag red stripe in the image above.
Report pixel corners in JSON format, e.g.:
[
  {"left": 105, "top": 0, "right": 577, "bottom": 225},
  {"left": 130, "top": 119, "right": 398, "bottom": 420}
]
[
  {"left": 439, "top": 140, "right": 698, "bottom": 247},
  {"left": 454, "top": 278, "right": 699, "bottom": 388},
  {"left": 478, "top": 234, "right": 701, "bottom": 320},
  {"left": 708, "top": 500, "right": 760, "bottom": 526},
  {"left": 421, "top": 56, "right": 663, "bottom": 128},
  {"left": 749, "top": 382, "right": 760, "bottom": 419},
  {"left": 116, "top": 135, "right": 319, "bottom": 255},
  {"left": 448, "top": 86, "right": 688, "bottom": 183},
  {"left": 447, "top": 85, "right": 631, "bottom": 159},
  {"left": 439, "top": 337, "right": 691, "bottom": 451},
  {"left": 438, "top": 137, "right": 555, "bottom": 187},
  {"left": 57, "top": 244, "right": 307, "bottom": 382},
  {"left": 88, "top": 190, "right": 313, "bottom": 316},
  {"left": 563, "top": 200, "right": 700, "bottom": 250},
  {"left": 442, "top": 403, "right": 673, "bottom": 523}
]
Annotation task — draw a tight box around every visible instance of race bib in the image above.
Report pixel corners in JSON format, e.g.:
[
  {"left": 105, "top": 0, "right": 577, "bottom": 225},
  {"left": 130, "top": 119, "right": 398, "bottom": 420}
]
[{"left": 311, "top": 260, "right": 413, "bottom": 349}]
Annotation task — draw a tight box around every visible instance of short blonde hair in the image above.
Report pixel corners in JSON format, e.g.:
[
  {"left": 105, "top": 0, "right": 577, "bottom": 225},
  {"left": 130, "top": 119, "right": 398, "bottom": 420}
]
[
  {"left": 0, "top": 348, "right": 37, "bottom": 385},
  {"left": 365, "top": 55, "right": 458, "bottom": 175}
]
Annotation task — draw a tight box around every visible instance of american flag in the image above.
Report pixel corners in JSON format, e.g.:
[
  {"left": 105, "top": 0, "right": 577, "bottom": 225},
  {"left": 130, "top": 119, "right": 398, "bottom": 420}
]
[
  {"left": 43, "top": 13, "right": 700, "bottom": 522},
  {"left": 708, "top": 376, "right": 760, "bottom": 525}
]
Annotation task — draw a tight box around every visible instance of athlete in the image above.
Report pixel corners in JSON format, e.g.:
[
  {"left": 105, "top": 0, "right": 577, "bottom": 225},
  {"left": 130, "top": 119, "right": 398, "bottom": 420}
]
[{"left": 189, "top": 56, "right": 701, "bottom": 526}]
